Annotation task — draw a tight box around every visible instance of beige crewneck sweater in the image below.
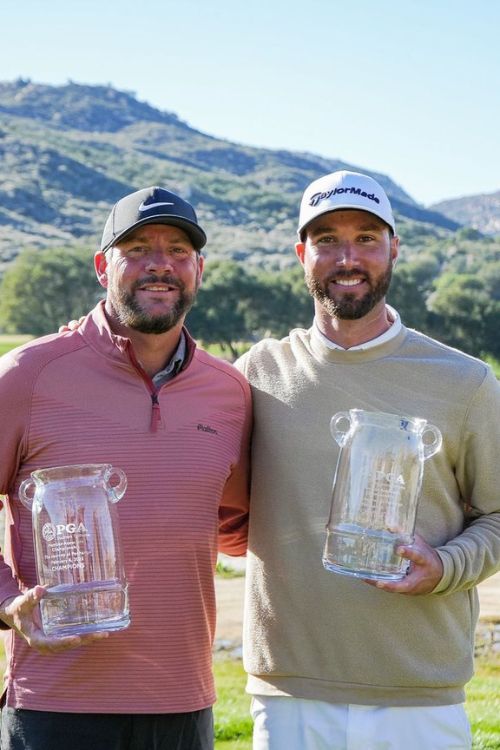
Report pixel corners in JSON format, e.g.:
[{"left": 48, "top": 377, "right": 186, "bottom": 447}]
[{"left": 236, "top": 324, "right": 500, "bottom": 706}]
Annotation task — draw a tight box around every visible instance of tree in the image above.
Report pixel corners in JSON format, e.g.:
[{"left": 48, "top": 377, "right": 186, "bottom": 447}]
[
  {"left": 388, "top": 255, "right": 440, "bottom": 330},
  {"left": 187, "top": 260, "right": 260, "bottom": 358},
  {"left": 244, "top": 266, "right": 313, "bottom": 341},
  {"left": 476, "top": 262, "right": 500, "bottom": 359},
  {"left": 426, "top": 273, "right": 491, "bottom": 356},
  {"left": 0, "top": 245, "right": 101, "bottom": 335},
  {"left": 187, "top": 261, "right": 313, "bottom": 357}
]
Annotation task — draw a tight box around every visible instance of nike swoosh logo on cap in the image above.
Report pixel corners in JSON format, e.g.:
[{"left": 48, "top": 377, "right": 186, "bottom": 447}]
[{"left": 138, "top": 201, "right": 175, "bottom": 212}]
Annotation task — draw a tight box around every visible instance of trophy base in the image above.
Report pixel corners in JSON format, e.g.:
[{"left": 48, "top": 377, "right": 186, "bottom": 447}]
[
  {"left": 323, "top": 526, "right": 411, "bottom": 581},
  {"left": 41, "top": 579, "right": 130, "bottom": 638},
  {"left": 322, "top": 558, "right": 407, "bottom": 581}
]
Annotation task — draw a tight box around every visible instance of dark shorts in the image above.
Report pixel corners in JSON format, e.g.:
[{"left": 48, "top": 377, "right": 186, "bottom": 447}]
[{"left": 0, "top": 706, "right": 214, "bottom": 750}]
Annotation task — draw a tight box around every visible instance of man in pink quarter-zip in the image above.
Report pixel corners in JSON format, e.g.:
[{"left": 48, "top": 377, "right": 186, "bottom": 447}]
[{"left": 0, "top": 187, "right": 252, "bottom": 750}]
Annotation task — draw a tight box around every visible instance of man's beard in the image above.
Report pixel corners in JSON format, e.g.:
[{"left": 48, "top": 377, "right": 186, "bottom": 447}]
[
  {"left": 110, "top": 274, "right": 198, "bottom": 334},
  {"left": 305, "top": 261, "right": 393, "bottom": 320}
]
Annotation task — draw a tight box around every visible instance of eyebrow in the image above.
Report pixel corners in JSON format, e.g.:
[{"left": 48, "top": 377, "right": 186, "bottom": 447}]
[
  {"left": 119, "top": 232, "right": 191, "bottom": 246},
  {"left": 309, "top": 220, "right": 385, "bottom": 237}
]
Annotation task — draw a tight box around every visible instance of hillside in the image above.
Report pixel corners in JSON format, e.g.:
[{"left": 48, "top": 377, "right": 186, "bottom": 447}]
[
  {"left": 0, "top": 78, "right": 480, "bottom": 272},
  {"left": 431, "top": 190, "right": 500, "bottom": 236}
]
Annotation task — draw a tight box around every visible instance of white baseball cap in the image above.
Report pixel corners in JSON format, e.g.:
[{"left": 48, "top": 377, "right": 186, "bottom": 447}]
[{"left": 298, "top": 170, "right": 396, "bottom": 238}]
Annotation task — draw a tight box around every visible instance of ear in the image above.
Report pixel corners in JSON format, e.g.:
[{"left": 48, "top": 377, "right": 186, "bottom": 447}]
[
  {"left": 295, "top": 241, "right": 306, "bottom": 267},
  {"left": 94, "top": 251, "right": 109, "bottom": 289},
  {"left": 197, "top": 253, "right": 205, "bottom": 287},
  {"left": 390, "top": 235, "right": 400, "bottom": 266}
]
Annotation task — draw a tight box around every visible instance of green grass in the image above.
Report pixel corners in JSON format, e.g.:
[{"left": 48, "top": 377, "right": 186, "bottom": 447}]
[
  {"left": 198, "top": 341, "right": 251, "bottom": 362},
  {"left": 466, "top": 658, "right": 500, "bottom": 749},
  {"left": 215, "top": 560, "right": 245, "bottom": 579},
  {"left": 214, "top": 657, "right": 252, "bottom": 749},
  {"left": 0, "top": 638, "right": 496, "bottom": 747},
  {"left": 213, "top": 657, "right": 500, "bottom": 750},
  {"left": 0, "top": 335, "right": 33, "bottom": 356}
]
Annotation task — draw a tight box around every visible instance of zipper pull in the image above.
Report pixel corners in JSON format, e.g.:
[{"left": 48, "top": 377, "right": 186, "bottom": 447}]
[{"left": 150, "top": 393, "right": 161, "bottom": 432}]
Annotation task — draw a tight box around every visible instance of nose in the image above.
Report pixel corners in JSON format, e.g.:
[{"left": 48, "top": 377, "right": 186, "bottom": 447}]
[
  {"left": 144, "top": 248, "right": 174, "bottom": 274},
  {"left": 335, "top": 241, "right": 358, "bottom": 267}
]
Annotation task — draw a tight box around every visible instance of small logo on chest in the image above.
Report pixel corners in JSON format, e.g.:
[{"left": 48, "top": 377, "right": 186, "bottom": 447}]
[{"left": 197, "top": 423, "right": 218, "bottom": 435}]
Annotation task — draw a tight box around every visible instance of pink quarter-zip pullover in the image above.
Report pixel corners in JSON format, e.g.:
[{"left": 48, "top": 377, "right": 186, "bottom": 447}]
[{"left": 0, "top": 301, "right": 251, "bottom": 713}]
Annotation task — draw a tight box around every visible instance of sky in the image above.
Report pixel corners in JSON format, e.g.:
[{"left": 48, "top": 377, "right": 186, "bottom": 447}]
[{"left": 2, "top": 0, "right": 499, "bottom": 206}]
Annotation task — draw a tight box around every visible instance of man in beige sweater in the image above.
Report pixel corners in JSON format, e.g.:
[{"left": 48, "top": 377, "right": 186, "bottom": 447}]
[{"left": 236, "top": 170, "right": 500, "bottom": 749}]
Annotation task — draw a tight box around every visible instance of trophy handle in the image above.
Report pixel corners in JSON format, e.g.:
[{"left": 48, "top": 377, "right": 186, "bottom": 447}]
[
  {"left": 18, "top": 478, "right": 35, "bottom": 509},
  {"left": 422, "top": 424, "right": 442, "bottom": 460},
  {"left": 330, "top": 411, "right": 352, "bottom": 447},
  {"left": 106, "top": 466, "right": 128, "bottom": 503}
]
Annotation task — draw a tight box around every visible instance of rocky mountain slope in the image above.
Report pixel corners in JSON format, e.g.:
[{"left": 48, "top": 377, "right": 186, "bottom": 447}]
[
  {"left": 0, "top": 79, "right": 494, "bottom": 272},
  {"left": 431, "top": 191, "right": 500, "bottom": 236}
]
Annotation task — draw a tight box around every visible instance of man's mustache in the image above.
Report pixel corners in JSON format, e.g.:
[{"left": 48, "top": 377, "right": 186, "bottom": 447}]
[
  {"left": 326, "top": 269, "right": 367, "bottom": 283},
  {"left": 132, "top": 275, "right": 184, "bottom": 291}
]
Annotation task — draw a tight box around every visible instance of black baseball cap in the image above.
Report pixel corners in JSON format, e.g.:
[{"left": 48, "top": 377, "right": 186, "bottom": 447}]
[{"left": 100, "top": 186, "right": 207, "bottom": 252}]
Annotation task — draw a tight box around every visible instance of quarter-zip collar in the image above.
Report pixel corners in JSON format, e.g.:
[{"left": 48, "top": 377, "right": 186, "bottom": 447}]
[{"left": 78, "top": 301, "right": 197, "bottom": 432}]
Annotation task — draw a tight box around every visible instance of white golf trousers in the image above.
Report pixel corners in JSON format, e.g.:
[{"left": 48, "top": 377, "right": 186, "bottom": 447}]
[{"left": 251, "top": 695, "right": 472, "bottom": 750}]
